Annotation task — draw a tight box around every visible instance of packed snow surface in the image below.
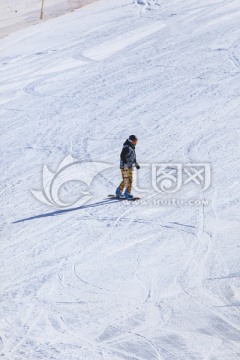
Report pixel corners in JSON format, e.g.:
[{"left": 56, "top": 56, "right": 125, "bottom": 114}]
[
  {"left": 0, "top": 0, "right": 96, "bottom": 38},
  {"left": 1, "top": 0, "right": 240, "bottom": 359}
]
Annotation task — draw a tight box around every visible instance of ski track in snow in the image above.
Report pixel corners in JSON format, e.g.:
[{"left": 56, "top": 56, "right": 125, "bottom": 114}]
[{"left": 1, "top": 0, "right": 240, "bottom": 359}]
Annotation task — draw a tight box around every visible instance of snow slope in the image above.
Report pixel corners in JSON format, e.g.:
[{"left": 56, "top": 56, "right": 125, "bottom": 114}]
[
  {"left": 0, "top": 0, "right": 96, "bottom": 38},
  {"left": 1, "top": 0, "right": 240, "bottom": 359}
]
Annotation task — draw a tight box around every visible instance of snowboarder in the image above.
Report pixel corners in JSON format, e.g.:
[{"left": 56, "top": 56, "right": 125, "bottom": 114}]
[{"left": 116, "top": 135, "right": 140, "bottom": 199}]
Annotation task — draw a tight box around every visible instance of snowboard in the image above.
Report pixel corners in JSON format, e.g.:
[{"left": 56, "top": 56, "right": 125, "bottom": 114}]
[{"left": 108, "top": 195, "right": 140, "bottom": 201}]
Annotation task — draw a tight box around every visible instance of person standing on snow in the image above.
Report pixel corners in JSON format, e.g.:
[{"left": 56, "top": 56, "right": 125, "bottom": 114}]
[{"left": 116, "top": 135, "right": 140, "bottom": 199}]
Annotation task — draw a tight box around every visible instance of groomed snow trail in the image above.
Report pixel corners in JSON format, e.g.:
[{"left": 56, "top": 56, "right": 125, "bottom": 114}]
[{"left": 1, "top": 0, "right": 240, "bottom": 359}]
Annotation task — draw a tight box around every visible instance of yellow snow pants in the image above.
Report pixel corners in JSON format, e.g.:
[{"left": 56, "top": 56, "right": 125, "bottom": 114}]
[{"left": 119, "top": 169, "right": 133, "bottom": 193}]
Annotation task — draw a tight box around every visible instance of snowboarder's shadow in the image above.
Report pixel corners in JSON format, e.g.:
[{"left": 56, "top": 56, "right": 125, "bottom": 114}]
[{"left": 13, "top": 199, "right": 119, "bottom": 224}]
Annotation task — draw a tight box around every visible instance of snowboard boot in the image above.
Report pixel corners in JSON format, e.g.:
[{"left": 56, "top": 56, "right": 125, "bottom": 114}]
[
  {"left": 124, "top": 189, "right": 134, "bottom": 200},
  {"left": 116, "top": 187, "right": 124, "bottom": 199}
]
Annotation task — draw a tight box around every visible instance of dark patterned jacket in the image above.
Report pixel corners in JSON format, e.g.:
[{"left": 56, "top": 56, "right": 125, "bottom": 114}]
[{"left": 120, "top": 139, "right": 137, "bottom": 169}]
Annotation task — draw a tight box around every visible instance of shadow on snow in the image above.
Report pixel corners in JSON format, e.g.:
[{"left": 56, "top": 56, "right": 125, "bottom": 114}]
[{"left": 13, "top": 199, "right": 119, "bottom": 224}]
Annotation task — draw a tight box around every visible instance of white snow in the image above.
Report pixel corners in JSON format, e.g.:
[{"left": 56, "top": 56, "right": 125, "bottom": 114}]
[
  {"left": 83, "top": 22, "right": 166, "bottom": 61},
  {"left": 0, "top": 0, "right": 96, "bottom": 38},
  {"left": 1, "top": 0, "right": 240, "bottom": 359}
]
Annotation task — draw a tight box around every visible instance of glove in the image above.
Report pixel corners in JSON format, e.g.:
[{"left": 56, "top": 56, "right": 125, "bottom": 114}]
[{"left": 135, "top": 163, "right": 140, "bottom": 170}]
